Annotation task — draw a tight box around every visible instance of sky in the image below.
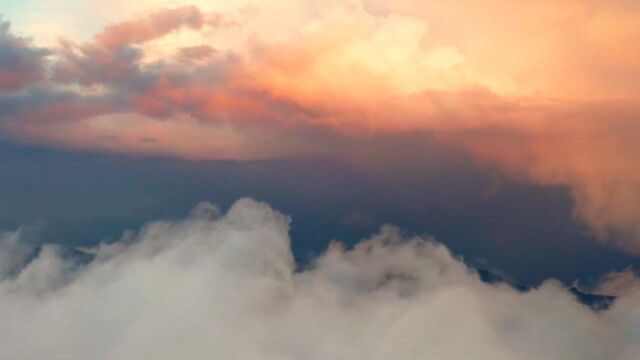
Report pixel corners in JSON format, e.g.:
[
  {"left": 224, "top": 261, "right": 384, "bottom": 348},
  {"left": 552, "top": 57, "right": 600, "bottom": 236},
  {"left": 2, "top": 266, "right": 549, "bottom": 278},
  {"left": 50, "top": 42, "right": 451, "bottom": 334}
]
[{"left": 1, "top": 1, "right": 640, "bottom": 358}]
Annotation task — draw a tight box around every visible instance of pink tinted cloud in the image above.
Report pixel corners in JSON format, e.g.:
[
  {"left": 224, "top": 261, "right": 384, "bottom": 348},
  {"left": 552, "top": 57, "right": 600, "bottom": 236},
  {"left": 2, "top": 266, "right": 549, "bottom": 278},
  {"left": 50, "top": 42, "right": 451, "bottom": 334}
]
[
  {"left": 93, "top": 6, "right": 209, "bottom": 49},
  {"left": 0, "top": 20, "right": 49, "bottom": 93},
  {"left": 441, "top": 100, "right": 640, "bottom": 252},
  {"left": 1, "top": 3, "right": 640, "bottom": 252},
  {"left": 52, "top": 6, "right": 221, "bottom": 86}
]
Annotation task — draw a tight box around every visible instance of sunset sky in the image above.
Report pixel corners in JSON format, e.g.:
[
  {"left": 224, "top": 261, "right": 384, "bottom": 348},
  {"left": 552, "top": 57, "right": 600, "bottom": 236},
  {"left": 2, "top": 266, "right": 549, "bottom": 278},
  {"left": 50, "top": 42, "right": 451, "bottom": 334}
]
[{"left": 2, "top": 1, "right": 640, "bottom": 358}]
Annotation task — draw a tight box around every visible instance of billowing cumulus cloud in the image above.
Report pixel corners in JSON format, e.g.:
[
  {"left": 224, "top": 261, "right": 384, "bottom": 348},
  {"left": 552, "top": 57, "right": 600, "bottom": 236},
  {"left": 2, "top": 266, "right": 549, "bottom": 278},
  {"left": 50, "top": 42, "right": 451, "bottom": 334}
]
[
  {"left": 1, "top": 1, "right": 640, "bottom": 251},
  {"left": 440, "top": 101, "right": 640, "bottom": 253},
  {"left": 0, "top": 227, "right": 33, "bottom": 276},
  {"left": 0, "top": 198, "right": 639, "bottom": 359}
]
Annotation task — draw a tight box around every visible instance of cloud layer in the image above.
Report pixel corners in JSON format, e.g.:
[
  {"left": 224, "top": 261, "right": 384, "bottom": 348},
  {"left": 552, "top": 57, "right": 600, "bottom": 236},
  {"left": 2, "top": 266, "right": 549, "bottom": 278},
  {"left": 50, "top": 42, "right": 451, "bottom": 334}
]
[
  {"left": 1, "top": 1, "right": 640, "bottom": 251},
  {"left": 1, "top": 198, "right": 640, "bottom": 359}
]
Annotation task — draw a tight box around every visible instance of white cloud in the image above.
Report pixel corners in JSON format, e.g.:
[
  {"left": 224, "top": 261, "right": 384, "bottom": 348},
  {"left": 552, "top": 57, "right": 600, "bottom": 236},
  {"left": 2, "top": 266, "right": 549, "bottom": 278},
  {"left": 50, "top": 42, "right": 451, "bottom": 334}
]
[
  {"left": 0, "top": 227, "right": 33, "bottom": 277},
  {"left": 0, "top": 198, "right": 639, "bottom": 359}
]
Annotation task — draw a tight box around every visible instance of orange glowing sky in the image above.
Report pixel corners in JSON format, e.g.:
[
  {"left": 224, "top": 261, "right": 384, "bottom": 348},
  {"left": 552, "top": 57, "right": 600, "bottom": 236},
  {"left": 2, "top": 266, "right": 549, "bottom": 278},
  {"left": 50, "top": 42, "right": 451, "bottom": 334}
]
[{"left": 1, "top": 0, "right": 640, "bottom": 251}]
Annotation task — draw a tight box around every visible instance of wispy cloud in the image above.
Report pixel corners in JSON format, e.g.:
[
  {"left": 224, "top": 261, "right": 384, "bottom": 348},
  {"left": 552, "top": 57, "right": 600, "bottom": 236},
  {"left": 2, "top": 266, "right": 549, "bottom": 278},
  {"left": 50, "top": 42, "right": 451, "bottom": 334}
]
[{"left": 0, "top": 20, "right": 49, "bottom": 93}]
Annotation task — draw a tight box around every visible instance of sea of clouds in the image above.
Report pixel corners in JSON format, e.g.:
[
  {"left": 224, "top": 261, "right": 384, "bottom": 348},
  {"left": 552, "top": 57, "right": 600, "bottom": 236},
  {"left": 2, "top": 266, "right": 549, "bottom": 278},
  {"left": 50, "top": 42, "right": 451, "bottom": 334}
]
[{"left": 1, "top": 198, "right": 639, "bottom": 359}]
